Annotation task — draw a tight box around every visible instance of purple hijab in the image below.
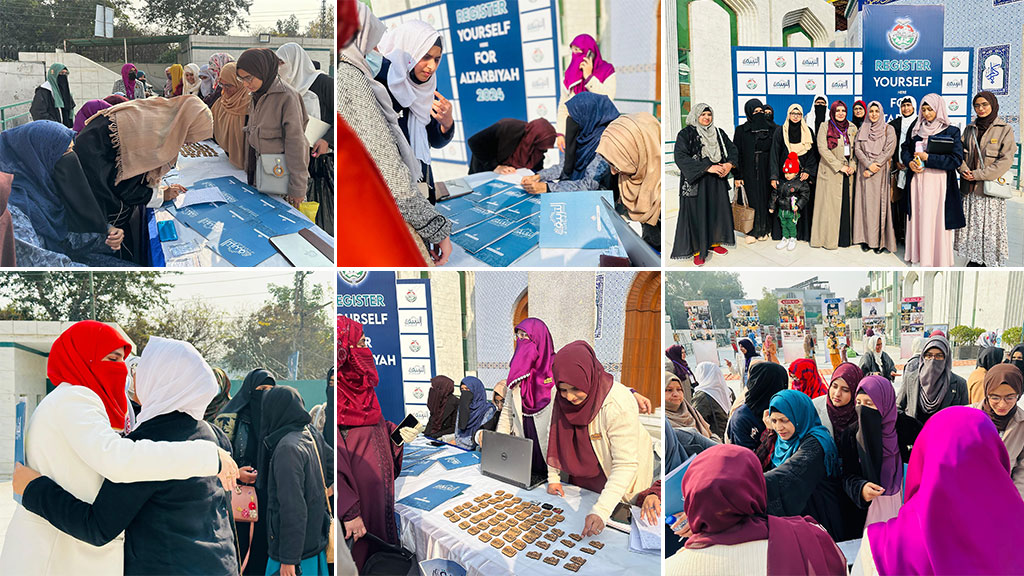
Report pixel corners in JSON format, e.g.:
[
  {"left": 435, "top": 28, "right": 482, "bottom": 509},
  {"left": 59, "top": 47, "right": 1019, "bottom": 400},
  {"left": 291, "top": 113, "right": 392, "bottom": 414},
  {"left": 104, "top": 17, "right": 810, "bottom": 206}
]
[
  {"left": 564, "top": 34, "right": 615, "bottom": 95},
  {"left": 665, "top": 344, "right": 691, "bottom": 379},
  {"left": 856, "top": 375, "right": 901, "bottom": 493},
  {"left": 120, "top": 63, "right": 137, "bottom": 99},
  {"left": 868, "top": 407, "right": 1024, "bottom": 575},
  {"left": 507, "top": 317, "right": 555, "bottom": 414},
  {"left": 72, "top": 99, "right": 112, "bottom": 133}
]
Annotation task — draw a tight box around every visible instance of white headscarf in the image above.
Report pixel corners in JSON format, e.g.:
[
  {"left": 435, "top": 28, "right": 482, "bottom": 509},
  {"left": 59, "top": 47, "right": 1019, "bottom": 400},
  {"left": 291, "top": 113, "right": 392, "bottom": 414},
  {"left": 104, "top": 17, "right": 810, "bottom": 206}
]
[
  {"left": 275, "top": 42, "right": 322, "bottom": 121},
  {"left": 896, "top": 96, "right": 918, "bottom": 188},
  {"left": 866, "top": 334, "right": 885, "bottom": 368},
  {"left": 378, "top": 20, "right": 442, "bottom": 165},
  {"left": 182, "top": 63, "right": 202, "bottom": 96},
  {"left": 134, "top": 336, "right": 218, "bottom": 427},
  {"left": 198, "top": 65, "right": 214, "bottom": 98},
  {"left": 693, "top": 361, "right": 733, "bottom": 414}
]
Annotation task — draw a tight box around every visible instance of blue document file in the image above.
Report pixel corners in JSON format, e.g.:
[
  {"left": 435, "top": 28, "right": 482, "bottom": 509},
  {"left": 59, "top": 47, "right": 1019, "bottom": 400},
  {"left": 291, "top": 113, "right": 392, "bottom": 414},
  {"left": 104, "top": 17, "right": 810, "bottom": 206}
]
[
  {"left": 539, "top": 191, "right": 617, "bottom": 249},
  {"left": 437, "top": 451, "right": 481, "bottom": 470},
  {"left": 472, "top": 219, "right": 539, "bottom": 267},
  {"left": 397, "top": 480, "right": 472, "bottom": 511}
]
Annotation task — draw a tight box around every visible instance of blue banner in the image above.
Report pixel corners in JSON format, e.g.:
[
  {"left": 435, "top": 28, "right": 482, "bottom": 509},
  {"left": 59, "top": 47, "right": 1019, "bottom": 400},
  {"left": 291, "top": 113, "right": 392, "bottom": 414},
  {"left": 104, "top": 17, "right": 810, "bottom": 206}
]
[
  {"left": 14, "top": 397, "right": 25, "bottom": 504},
  {"left": 863, "top": 4, "right": 945, "bottom": 119},
  {"left": 337, "top": 272, "right": 404, "bottom": 425}
]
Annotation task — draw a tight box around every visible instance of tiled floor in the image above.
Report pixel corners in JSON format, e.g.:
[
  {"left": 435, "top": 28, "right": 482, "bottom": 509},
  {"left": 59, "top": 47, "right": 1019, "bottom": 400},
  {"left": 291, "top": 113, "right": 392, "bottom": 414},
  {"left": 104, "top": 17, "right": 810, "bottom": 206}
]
[{"left": 665, "top": 168, "right": 1024, "bottom": 268}]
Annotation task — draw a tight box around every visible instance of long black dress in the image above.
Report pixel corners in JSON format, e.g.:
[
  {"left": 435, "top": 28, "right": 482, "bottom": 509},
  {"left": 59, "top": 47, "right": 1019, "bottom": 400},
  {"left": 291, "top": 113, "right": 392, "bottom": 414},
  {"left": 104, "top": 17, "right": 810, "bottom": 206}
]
[
  {"left": 307, "top": 73, "right": 335, "bottom": 235},
  {"left": 672, "top": 124, "right": 738, "bottom": 260},
  {"left": 733, "top": 115, "right": 776, "bottom": 239},
  {"left": 769, "top": 127, "right": 819, "bottom": 242},
  {"left": 764, "top": 435, "right": 843, "bottom": 540}
]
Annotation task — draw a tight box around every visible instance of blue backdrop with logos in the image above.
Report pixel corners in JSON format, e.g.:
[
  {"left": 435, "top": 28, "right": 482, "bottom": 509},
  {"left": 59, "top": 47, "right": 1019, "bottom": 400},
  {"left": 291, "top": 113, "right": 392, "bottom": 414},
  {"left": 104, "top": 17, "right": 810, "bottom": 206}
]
[{"left": 863, "top": 4, "right": 946, "bottom": 119}]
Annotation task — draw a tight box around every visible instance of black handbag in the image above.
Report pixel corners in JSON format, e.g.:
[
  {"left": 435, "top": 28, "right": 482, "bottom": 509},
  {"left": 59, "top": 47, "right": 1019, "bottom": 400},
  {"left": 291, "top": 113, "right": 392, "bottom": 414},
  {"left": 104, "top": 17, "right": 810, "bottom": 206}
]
[
  {"left": 925, "top": 135, "right": 955, "bottom": 155},
  {"left": 351, "top": 532, "right": 417, "bottom": 576}
]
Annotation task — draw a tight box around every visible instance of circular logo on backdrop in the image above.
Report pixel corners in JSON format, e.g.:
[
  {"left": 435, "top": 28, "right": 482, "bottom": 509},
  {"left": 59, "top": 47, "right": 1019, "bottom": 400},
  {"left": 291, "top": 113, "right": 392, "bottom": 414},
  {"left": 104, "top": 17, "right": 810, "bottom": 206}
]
[
  {"left": 412, "top": 386, "right": 425, "bottom": 400},
  {"left": 834, "top": 56, "right": 846, "bottom": 69},
  {"left": 746, "top": 78, "right": 758, "bottom": 90},
  {"left": 405, "top": 289, "right": 417, "bottom": 303},
  {"left": 531, "top": 48, "right": 544, "bottom": 63},
  {"left": 409, "top": 340, "right": 421, "bottom": 353},
  {"left": 536, "top": 103, "right": 549, "bottom": 117},
  {"left": 949, "top": 56, "right": 962, "bottom": 68},
  {"left": 775, "top": 57, "right": 787, "bottom": 68},
  {"left": 805, "top": 79, "right": 817, "bottom": 91},
  {"left": 949, "top": 100, "right": 959, "bottom": 112},
  {"left": 339, "top": 271, "right": 367, "bottom": 285},
  {"left": 887, "top": 18, "right": 919, "bottom": 52}
]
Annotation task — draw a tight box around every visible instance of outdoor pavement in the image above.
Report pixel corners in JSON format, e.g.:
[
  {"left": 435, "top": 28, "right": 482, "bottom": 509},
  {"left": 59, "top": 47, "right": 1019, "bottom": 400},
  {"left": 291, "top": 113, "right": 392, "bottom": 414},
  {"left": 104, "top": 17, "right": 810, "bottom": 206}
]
[{"left": 664, "top": 168, "right": 1024, "bottom": 267}]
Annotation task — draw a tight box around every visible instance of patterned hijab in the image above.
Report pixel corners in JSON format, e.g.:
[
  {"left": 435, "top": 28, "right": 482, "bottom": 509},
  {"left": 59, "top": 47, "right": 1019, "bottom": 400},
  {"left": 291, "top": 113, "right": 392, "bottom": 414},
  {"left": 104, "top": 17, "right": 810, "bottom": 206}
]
[{"left": 686, "top": 103, "right": 722, "bottom": 163}]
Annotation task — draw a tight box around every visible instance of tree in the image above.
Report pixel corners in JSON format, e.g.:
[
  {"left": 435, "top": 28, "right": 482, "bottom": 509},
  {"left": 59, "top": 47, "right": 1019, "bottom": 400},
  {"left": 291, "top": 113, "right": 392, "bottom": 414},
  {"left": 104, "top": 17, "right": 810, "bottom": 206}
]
[
  {"left": 1003, "top": 327, "right": 1022, "bottom": 347},
  {"left": 665, "top": 272, "right": 744, "bottom": 331},
  {"left": 757, "top": 288, "right": 779, "bottom": 327},
  {"left": 0, "top": 272, "right": 173, "bottom": 322},
  {"left": 138, "top": 0, "right": 253, "bottom": 35},
  {"left": 275, "top": 14, "right": 300, "bottom": 37},
  {"left": 150, "top": 298, "right": 231, "bottom": 362},
  {"left": 305, "top": 5, "right": 334, "bottom": 39},
  {"left": 846, "top": 284, "right": 871, "bottom": 318}
]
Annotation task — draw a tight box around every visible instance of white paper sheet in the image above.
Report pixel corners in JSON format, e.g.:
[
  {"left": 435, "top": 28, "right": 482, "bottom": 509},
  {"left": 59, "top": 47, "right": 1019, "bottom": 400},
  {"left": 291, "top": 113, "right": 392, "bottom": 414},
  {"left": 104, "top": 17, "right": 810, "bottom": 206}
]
[
  {"left": 175, "top": 186, "right": 226, "bottom": 208},
  {"left": 629, "top": 505, "right": 661, "bottom": 553}
]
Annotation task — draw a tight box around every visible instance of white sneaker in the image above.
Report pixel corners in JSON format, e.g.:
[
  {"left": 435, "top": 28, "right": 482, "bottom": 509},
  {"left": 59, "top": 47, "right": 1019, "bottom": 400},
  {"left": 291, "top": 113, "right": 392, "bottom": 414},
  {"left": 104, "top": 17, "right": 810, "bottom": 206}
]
[
  {"left": 787, "top": 238, "right": 797, "bottom": 251},
  {"left": 776, "top": 239, "right": 788, "bottom": 250}
]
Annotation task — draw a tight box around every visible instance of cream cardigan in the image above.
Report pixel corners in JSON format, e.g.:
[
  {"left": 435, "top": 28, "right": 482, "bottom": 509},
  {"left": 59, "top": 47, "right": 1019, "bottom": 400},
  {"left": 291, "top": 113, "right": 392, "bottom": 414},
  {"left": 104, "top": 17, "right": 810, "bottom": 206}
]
[{"left": 665, "top": 539, "right": 769, "bottom": 576}]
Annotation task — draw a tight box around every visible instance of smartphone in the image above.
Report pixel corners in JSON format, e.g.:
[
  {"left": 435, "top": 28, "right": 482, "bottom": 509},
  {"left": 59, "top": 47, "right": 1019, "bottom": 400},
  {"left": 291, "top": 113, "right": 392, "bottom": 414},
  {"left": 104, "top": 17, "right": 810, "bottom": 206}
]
[
  {"left": 157, "top": 220, "right": 178, "bottom": 242},
  {"left": 390, "top": 413, "right": 420, "bottom": 446}
]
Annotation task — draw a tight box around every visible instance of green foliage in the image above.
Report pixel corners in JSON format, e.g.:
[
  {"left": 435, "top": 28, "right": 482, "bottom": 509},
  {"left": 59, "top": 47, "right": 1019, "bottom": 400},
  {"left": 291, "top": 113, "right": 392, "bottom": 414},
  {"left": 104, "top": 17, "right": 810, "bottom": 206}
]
[
  {"left": 666, "top": 272, "right": 744, "bottom": 331},
  {"left": 949, "top": 325, "right": 986, "bottom": 346},
  {"left": 0, "top": 271, "right": 173, "bottom": 323},
  {"left": 757, "top": 288, "right": 779, "bottom": 327},
  {"left": 138, "top": 0, "right": 253, "bottom": 35},
  {"left": 1002, "top": 326, "right": 1022, "bottom": 347}
]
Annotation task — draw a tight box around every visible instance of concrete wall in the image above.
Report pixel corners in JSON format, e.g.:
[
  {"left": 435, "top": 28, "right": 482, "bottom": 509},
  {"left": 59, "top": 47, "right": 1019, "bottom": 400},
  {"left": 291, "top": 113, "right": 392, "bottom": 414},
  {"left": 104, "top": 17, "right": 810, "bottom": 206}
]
[
  {"left": 0, "top": 62, "right": 46, "bottom": 127},
  {"left": 185, "top": 36, "right": 334, "bottom": 75},
  {"left": 17, "top": 51, "right": 121, "bottom": 109}
]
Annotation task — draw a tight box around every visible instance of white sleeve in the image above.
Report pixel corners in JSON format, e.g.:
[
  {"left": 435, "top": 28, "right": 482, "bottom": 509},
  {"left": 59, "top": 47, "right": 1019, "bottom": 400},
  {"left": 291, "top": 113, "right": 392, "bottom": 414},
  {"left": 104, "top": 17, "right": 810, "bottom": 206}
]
[
  {"left": 145, "top": 185, "right": 163, "bottom": 208},
  {"left": 585, "top": 72, "right": 616, "bottom": 100},
  {"left": 57, "top": 388, "right": 220, "bottom": 483}
]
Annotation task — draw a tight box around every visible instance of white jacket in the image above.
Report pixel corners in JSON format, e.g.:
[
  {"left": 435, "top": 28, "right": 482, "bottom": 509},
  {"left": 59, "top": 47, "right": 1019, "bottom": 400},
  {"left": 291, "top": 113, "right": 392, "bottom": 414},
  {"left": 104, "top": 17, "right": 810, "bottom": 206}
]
[
  {"left": 495, "top": 381, "right": 557, "bottom": 473},
  {"left": 0, "top": 383, "right": 221, "bottom": 575}
]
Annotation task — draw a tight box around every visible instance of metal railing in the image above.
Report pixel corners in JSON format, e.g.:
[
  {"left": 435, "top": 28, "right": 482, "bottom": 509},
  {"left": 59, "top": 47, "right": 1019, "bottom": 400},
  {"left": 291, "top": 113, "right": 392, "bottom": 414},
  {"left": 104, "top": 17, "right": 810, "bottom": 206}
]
[{"left": 0, "top": 100, "right": 31, "bottom": 133}]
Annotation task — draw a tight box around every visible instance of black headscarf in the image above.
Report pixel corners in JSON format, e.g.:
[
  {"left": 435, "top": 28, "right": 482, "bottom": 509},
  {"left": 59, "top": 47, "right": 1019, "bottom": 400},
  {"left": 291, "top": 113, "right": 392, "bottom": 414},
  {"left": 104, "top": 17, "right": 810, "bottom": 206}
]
[
  {"left": 257, "top": 385, "right": 312, "bottom": 490},
  {"left": 56, "top": 74, "right": 75, "bottom": 112},
  {"left": 744, "top": 362, "right": 787, "bottom": 415},
  {"left": 973, "top": 91, "right": 1000, "bottom": 140},
  {"left": 216, "top": 368, "right": 276, "bottom": 465},
  {"left": 763, "top": 105, "right": 777, "bottom": 126},
  {"left": 978, "top": 347, "right": 1006, "bottom": 371},
  {"left": 324, "top": 367, "right": 336, "bottom": 450},
  {"left": 743, "top": 98, "right": 774, "bottom": 135},
  {"left": 236, "top": 48, "right": 279, "bottom": 104},
  {"left": 1009, "top": 344, "right": 1024, "bottom": 374},
  {"left": 812, "top": 97, "right": 828, "bottom": 135}
]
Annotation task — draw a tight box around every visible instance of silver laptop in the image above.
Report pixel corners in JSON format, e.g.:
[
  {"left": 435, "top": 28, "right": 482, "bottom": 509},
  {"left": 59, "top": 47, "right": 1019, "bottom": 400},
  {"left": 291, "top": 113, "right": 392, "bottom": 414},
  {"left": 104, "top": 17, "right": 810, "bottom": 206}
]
[
  {"left": 480, "top": 430, "right": 546, "bottom": 490},
  {"left": 600, "top": 197, "right": 661, "bottom": 267}
]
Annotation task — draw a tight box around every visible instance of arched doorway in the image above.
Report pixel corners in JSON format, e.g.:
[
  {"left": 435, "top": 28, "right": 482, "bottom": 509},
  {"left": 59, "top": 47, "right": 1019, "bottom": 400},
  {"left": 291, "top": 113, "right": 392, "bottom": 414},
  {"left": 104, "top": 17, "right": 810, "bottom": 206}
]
[
  {"left": 513, "top": 289, "right": 529, "bottom": 328},
  {"left": 622, "top": 272, "right": 662, "bottom": 407}
]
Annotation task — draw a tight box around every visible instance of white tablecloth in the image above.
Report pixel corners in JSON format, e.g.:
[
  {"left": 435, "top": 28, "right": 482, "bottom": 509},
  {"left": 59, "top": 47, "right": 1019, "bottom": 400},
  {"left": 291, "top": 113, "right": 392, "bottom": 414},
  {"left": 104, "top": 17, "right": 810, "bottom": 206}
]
[
  {"left": 155, "top": 140, "right": 334, "bottom": 267},
  {"left": 395, "top": 440, "right": 660, "bottom": 576}
]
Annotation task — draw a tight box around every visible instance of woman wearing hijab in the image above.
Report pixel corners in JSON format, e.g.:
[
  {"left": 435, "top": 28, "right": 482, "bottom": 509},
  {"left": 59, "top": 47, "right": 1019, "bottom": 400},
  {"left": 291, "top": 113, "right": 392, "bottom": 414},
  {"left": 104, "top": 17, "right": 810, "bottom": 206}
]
[
  {"left": 596, "top": 112, "right": 662, "bottom": 249},
  {"left": 888, "top": 96, "right": 917, "bottom": 243},
  {"left": 15, "top": 337, "right": 240, "bottom": 576},
  {"left": 852, "top": 407, "right": 1024, "bottom": 575},
  {"left": 802, "top": 333, "right": 815, "bottom": 359},
  {"left": 761, "top": 334, "right": 780, "bottom": 364},
  {"left": 236, "top": 48, "right": 310, "bottom": 208},
  {"left": 692, "top": 361, "right": 734, "bottom": 440},
  {"left": 672, "top": 103, "right": 738, "bottom": 265},
  {"left": 2, "top": 322, "right": 234, "bottom": 574},
  {"left": 955, "top": 91, "right": 1017, "bottom": 267},
  {"left": 733, "top": 337, "right": 761, "bottom": 387},
  {"left": 259, "top": 386, "right": 332, "bottom": 576},
  {"left": 198, "top": 64, "right": 214, "bottom": 99},
  {"left": 498, "top": 318, "right": 558, "bottom": 475},
  {"left": 770, "top": 103, "right": 819, "bottom": 242},
  {"left": 478, "top": 379, "right": 507, "bottom": 434},
  {"left": 555, "top": 33, "right": 616, "bottom": 152},
  {"left": 452, "top": 376, "right": 495, "bottom": 450},
  {"left": 727, "top": 362, "right": 787, "bottom": 450},
  {"left": 73, "top": 95, "right": 212, "bottom": 264},
  {"left": 973, "top": 364, "right": 1024, "bottom": 499},
  {"left": 665, "top": 372, "right": 714, "bottom": 439},
  {"left": 425, "top": 375, "right": 458, "bottom": 437},
  {"left": 850, "top": 100, "right": 867, "bottom": 129},
  {"left": 1008, "top": 344, "right": 1024, "bottom": 374},
  {"left": 789, "top": 358, "right": 828, "bottom": 399},
  {"left": 761, "top": 389, "right": 843, "bottom": 539},
  {"left": 104, "top": 94, "right": 128, "bottom": 106},
  {"left": 337, "top": 316, "right": 406, "bottom": 572},
  {"left": 166, "top": 64, "right": 184, "bottom": 97},
  {"left": 812, "top": 362, "right": 863, "bottom": 439},
  {"left": 339, "top": 4, "right": 452, "bottom": 263},
  {"left": 901, "top": 93, "right": 965, "bottom": 267},
  {"left": 733, "top": 98, "right": 777, "bottom": 243},
  {"left": 665, "top": 344, "right": 696, "bottom": 401},
  {"left": 30, "top": 63, "right": 75, "bottom": 127},
  {"left": 0, "top": 120, "right": 123, "bottom": 267},
  {"left": 968, "top": 345, "right": 1007, "bottom": 404},
  {"left": 211, "top": 62, "right": 250, "bottom": 170},
  {"left": 853, "top": 101, "right": 898, "bottom": 254},
  {"left": 112, "top": 63, "right": 145, "bottom": 101},
  {"left": 806, "top": 95, "right": 829, "bottom": 138},
  {"left": 72, "top": 99, "right": 112, "bottom": 134},
  {"left": 204, "top": 367, "right": 233, "bottom": 422},
  {"left": 376, "top": 20, "right": 454, "bottom": 203},
  {"left": 468, "top": 118, "right": 556, "bottom": 174},
  {"left": 666, "top": 444, "right": 846, "bottom": 576},
  {"left": 182, "top": 63, "right": 202, "bottom": 97},
  {"left": 215, "top": 368, "right": 276, "bottom": 575},
  {"left": 897, "top": 334, "right": 968, "bottom": 425},
  {"left": 521, "top": 91, "right": 618, "bottom": 194},
  {"left": 859, "top": 334, "right": 896, "bottom": 382},
  {"left": 546, "top": 341, "right": 654, "bottom": 538},
  {"left": 811, "top": 100, "right": 857, "bottom": 250}
]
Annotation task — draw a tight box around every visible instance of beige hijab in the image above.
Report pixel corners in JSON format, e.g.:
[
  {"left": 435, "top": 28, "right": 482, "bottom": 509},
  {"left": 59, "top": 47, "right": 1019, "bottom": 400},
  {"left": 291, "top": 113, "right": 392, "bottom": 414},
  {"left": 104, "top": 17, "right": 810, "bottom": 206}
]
[
  {"left": 665, "top": 373, "right": 713, "bottom": 438},
  {"left": 784, "top": 103, "right": 814, "bottom": 156},
  {"left": 596, "top": 112, "right": 661, "bottom": 225},
  {"left": 92, "top": 95, "right": 213, "bottom": 185},
  {"left": 211, "top": 63, "right": 250, "bottom": 170}
]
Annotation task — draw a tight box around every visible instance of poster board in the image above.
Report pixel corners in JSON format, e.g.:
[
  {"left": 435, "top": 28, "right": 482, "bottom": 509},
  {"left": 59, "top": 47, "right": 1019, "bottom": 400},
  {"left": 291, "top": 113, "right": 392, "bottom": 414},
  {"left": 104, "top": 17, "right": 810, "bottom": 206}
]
[
  {"left": 862, "top": 296, "right": 886, "bottom": 338},
  {"left": 685, "top": 300, "right": 718, "bottom": 366},
  {"left": 900, "top": 296, "right": 925, "bottom": 359},
  {"left": 730, "top": 299, "right": 760, "bottom": 342}
]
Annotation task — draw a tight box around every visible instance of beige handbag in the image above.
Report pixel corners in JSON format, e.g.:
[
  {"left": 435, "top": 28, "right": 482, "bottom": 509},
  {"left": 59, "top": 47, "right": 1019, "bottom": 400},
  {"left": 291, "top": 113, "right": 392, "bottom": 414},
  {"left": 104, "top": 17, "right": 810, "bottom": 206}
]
[
  {"left": 255, "top": 153, "right": 289, "bottom": 195},
  {"left": 732, "top": 184, "right": 755, "bottom": 234}
]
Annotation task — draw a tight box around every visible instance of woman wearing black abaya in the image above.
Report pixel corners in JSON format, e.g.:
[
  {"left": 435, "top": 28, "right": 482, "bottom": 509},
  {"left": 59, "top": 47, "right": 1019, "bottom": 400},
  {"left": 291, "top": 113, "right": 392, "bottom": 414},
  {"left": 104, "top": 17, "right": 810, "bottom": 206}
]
[
  {"left": 770, "top": 104, "right": 819, "bottom": 242},
  {"left": 30, "top": 64, "right": 75, "bottom": 128},
  {"left": 215, "top": 368, "right": 277, "bottom": 575},
  {"left": 732, "top": 98, "right": 775, "bottom": 243}
]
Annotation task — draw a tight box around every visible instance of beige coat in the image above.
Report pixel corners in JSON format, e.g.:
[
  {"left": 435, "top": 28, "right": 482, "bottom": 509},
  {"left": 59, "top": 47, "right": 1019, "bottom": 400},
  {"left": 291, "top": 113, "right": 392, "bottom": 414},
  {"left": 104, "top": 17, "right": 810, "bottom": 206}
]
[
  {"left": 494, "top": 380, "right": 558, "bottom": 479},
  {"left": 972, "top": 400, "right": 1024, "bottom": 500},
  {"left": 666, "top": 539, "right": 769, "bottom": 576},
  {"left": 811, "top": 123, "right": 858, "bottom": 249},
  {"left": 556, "top": 73, "right": 617, "bottom": 136},
  {"left": 547, "top": 381, "right": 654, "bottom": 522},
  {"left": 959, "top": 117, "right": 1016, "bottom": 189},
  {"left": 244, "top": 76, "right": 310, "bottom": 200}
]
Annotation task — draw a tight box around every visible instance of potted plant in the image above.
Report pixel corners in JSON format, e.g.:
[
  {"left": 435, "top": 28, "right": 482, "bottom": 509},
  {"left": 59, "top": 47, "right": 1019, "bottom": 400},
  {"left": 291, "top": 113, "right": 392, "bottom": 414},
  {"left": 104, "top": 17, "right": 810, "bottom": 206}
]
[{"left": 949, "top": 325, "right": 985, "bottom": 360}]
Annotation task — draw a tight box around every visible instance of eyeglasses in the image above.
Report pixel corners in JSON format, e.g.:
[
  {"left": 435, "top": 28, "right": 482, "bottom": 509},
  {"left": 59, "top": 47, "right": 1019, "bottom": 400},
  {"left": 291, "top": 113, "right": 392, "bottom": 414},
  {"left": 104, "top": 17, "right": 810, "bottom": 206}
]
[
  {"left": 988, "top": 394, "right": 1020, "bottom": 404},
  {"left": 236, "top": 71, "right": 254, "bottom": 83},
  {"left": 974, "top": 101, "right": 991, "bottom": 109},
  {"left": 922, "top": 352, "right": 945, "bottom": 360}
]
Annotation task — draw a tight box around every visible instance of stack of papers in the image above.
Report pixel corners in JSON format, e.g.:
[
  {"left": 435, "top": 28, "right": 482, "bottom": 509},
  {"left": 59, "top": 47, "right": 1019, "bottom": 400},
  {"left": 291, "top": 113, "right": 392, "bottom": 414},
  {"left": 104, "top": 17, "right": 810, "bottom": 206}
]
[
  {"left": 629, "top": 505, "right": 661, "bottom": 555},
  {"left": 437, "top": 178, "right": 542, "bottom": 266}
]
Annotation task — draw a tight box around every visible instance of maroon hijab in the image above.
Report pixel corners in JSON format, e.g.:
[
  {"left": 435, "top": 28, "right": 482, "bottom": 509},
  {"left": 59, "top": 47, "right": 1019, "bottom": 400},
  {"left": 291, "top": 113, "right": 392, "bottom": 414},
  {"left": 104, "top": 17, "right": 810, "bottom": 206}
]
[
  {"left": 506, "top": 119, "right": 556, "bottom": 169},
  {"left": 826, "top": 362, "right": 863, "bottom": 433},
  {"left": 683, "top": 444, "right": 847, "bottom": 575},
  {"left": 826, "top": 100, "right": 851, "bottom": 150},
  {"left": 0, "top": 171, "right": 14, "bottom": 266},
  {"left": 547, "top": 341, "right": 613, "bottom": 490}
]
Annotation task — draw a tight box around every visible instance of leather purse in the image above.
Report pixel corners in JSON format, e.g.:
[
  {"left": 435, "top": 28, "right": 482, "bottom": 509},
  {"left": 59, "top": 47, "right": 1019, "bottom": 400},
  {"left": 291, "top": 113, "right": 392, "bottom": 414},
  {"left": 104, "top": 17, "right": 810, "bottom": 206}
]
[
  {"left": 255, "top": 153, "right": 289, "bottom": 195},
  {"left": 732, "top": 184, "right": 755, "bottom": 234},
  {"left": 970, "top": 128, "right": 1013, "bottom": 199}
]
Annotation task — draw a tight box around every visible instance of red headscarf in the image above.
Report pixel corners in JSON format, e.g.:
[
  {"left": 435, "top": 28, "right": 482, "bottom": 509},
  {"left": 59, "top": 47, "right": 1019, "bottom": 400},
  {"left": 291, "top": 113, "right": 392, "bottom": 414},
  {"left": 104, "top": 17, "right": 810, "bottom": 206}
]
[
  {"left": 338, "top": 315, "right": 382, "bottom": 427},
  {"left": 683, "top": 444, "right": 847, "bottom": 575},
  {"left": 506, "top": 119, "right": 556, "bottom": 170},
  {"left": 789, "top": 358, "right": 828, "bottom": 399},
  {"left": 47, "top": 320, "right": 132, "bottom": 430},
  {"left": 546, "top": 341, "right": 612, "bottom": 493}
]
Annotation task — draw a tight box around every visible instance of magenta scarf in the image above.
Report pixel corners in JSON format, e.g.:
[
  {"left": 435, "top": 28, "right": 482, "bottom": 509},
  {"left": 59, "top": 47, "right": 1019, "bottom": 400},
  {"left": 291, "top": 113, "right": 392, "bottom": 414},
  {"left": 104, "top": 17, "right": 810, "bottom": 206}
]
[
  {"left": 72, "top": 99, "right": 111, "bottom": 133},
  {"left": 868, "top": 407, "right": 1024, "bottom": 575},
  {"left": 120, "top": 63, "right": 137, "bottom": 99},
  {"left": 507, "top": 317, "right": 555, "bottom": 414},
  {"left": 563, "top": 34, "right": 614, "bottom": 95}
]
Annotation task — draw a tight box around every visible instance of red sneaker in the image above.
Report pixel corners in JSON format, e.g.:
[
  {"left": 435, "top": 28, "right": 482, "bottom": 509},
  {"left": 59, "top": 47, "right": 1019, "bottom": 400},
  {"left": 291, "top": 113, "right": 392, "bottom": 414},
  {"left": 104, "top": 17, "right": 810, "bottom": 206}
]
[
  {"left": 711, "top": 246, "right": 729, "bottom": 255},
  {"left": 693, "top": 255, "right": 705, "bottom": 266}
]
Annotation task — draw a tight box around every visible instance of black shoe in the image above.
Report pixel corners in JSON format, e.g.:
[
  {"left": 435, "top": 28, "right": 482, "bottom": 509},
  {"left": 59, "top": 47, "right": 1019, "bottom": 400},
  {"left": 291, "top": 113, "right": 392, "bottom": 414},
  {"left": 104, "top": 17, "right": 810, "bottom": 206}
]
[
  {"left": 873, "top": 248, "right": 884, "bottom": 254},
  {"left": 861, "top": 244, "right": 871, "bottom": 252}
]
